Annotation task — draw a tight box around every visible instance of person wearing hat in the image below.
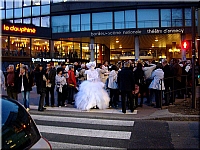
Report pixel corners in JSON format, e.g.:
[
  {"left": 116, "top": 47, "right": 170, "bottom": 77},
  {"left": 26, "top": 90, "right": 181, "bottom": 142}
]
[{"left": 34, "top": 64, "right": 47, "bottom": 111}]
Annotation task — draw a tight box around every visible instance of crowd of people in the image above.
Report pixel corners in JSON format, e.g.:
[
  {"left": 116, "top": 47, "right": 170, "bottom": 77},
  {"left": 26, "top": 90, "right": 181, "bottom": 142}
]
[{"left": 1, "top": 58, "right": 194, "bottom": 113}]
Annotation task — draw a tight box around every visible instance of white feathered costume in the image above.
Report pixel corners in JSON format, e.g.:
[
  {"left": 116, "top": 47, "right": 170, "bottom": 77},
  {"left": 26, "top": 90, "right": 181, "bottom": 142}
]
[{"left": 75, "top": 61, "right": 110, "bottom": 110}]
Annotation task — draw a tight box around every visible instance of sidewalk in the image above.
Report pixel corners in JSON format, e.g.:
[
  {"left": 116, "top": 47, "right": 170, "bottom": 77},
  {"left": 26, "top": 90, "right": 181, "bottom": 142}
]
[{"left": 2, "top": 87, "right": 199, "bottom": 121}]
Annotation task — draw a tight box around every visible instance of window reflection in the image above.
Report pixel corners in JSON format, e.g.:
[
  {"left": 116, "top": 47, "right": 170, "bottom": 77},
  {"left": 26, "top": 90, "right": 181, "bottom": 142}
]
[
  {"left": 23, "top": 0, "right": 31, "bottom": 6},
  {"left": 92, "top": 12, "right": 112, "bottom": 30},
  {"left": 114, "top": 11, "right": 124, "bottom": 29},
  {"left": 23, "top": 18, "right": 31, "bottom": 24},
  {"left": 0, "top": 9, "right": 5, "bottom": 19},
  {"left": 41, "top": 16, "right": 50, "bottom": 27},
  {"left": 137, "top": 9, "right": 159, "bottom": 28},
  {"left": 6, "top": 9, "right": 13, "bottom": 19},
  {"left": 161, "top": 9, "right": 171, "bottom": 27},
  {"left": 82, "top": 43, "right": 90, "bottom": 60},
  {"left": 0, "top": 0, "right": 4, "bottom": 9},
  {"left": 14, "top": 8, "right": 22, "bottom": 18},
  {"left": 9, "top": 37, "right": 30, "bottom": 56},
  {"left": 32, "top": 6, "right": 40, "bottom": 16},
  {"left": 14, "top": 0, "right": 22, "bottom": 8},
  {"left": 32, "top": 38, "right": 49, "bottom": 57},
  {"left": 41, "top": 0, "right": 50, "bottom": 5},
  {"left": 71, "top": 14, "right": 80, "bottom": 32},
  {"left": 52, "top": 15, "right": 69, "bottom": 33},
  {"left": 185, "top": 8, "right": 191, "bottom": 26},
  {"left": 81, "top": 13, "right": 90, "bottom": 31},
  {"left": 41, "top": 5, "right": 50, "bottom": 15},
  {"left": 32, "top": 17, "right": 40, "bottom": 26},
  {"left": 6, "top": 0, "right": 13, "bottom": 9},
  {"left": 23, "top": 7, "right": 31, "bottom": 17},
  {"left": 52, "top": 0, "right": 63, "bottom": 3},
  {"left": 32, "top": 0, "right": 40, "bottom": 6},
  {"left": 172, "top": 9, "right": 183, "bottom": 27},
  {"left": 125, "top": 10, "right": 136, "bottom": 28},
  {"left": 14, "top": 19, "right": 22, "bottom": 23}
]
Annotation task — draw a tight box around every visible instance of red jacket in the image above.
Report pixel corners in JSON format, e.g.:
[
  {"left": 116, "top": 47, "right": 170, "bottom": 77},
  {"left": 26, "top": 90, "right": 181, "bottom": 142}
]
[{"left": 67, "top": 70, "right": 76, "bottom": 87}]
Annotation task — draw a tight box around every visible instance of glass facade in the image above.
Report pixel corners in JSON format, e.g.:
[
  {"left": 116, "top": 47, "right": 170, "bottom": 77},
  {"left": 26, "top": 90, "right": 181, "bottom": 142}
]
[
  {"left": 32, "top": 38, "right": 49, "bottom": 57},
  {"left": 125, "top": 10, "right": 136, "bottom": 28},
  {"left": 161, "top": 9, "right": 171, "bottom": 27},
  {"left": 172, "top": 9, "right": 183, "bottom": 27},
  {"left": 81, "top": 13, "right": 90, "bottom": 31},
  {"left": 23, "top": 7, "right": 31, "bottom": 17},
  {"left": 41, "top": 16, "right": 50, "bottom": 27},
  {"left": 52, "top": 15, "right": 70, "bottom": 33},
  {"left": 185, "top": 8, "right": 191, "bottom": 26},
  {"left": 114, "top": 11, "right": 124, "bottom": 29},
  {"left": 71, "top": 14, "right": 80, "bottom": 32},
  {"left": 137, "top": 9, "right": 159, "bottom": 28},
  {"left": 92, "top": 12, "right": 113, "bottom": 30}
]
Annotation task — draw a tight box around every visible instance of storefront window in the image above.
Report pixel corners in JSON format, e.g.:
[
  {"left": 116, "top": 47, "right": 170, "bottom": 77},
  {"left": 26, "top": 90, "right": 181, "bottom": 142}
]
[
  {"left": 1, "top": 36, "right": 9, "bottom": 56},
  {"left": 125, "top": 10, "right": 136, "bottom": 28},
  {"left": 6, "top": 9, "right": 13, "bottom": 19},
  {"left": 6, "top": 0, "right": 13, "bottom": 9},
  {"left": 41, "top": 16, "right": 50, "bottom": 27},
  {"left": 41, "top": 5, "right": 50, "bottom": 15},
  {"left": 81, "top": 13, "right": 90, "bottom": 31},
  {"left": 161, "top": 9, "right": 171, "bottom": 27},
  {"left": 23, "top": 0, "right": 31, "bottom": 6},
  {"left": 52, "top": 15, "right": 69, "bottom": 33},
  {"left": 71, "top": 14, "right": 80, "bottom": 32},
  {"left": 74, "top": 42, "right": 81, "bottom": 58},
  {"left": 23, "top": 18, "right": 31, "bottom": 24},
  {"left": 14, "top": 8, "right": 22, "bottom": 18},
  {"left": 32, "top": 38, "right": 49, "bottom": 58},
  {"left": 82, "top": 43, "right": 90, "bottom": 60},
  {"left": 32, "top": 17, "right": 40, "bottom": 26},
  {"left": 114, "top": 11, "right": 124, "bottom": 29},
  {"left": 14, "top": 19, "right": 22, "bottom": 23},
  {"left": 92, "top": 12, "right": 113, "bottom": 30},
  {"left": 185, "top": 8, "right": 191, "bottom": 26},
  {"left": 14, "top": 0, "right": 22, "bottom": 8},
  {"left": 137, "top": 9, "right": 159, "bottom": 28},
  {"left": 10, "top": 37, "right": 30, "bottom": 56},
  {"left": 23, "top": 7, "right": 31, "bottom": 17},
  {"left": 32, "top": 6, "right": 40, "bottom": 16},
  {"left": 172, "top": 8, "right": 183, "bottom": 27},
  {"left": 0, "top": 9, "right": 5, "bottom": 19}
]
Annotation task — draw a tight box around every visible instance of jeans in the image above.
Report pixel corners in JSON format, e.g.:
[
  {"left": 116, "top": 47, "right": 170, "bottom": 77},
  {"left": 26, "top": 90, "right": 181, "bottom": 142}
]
[
  {"left": 21, "top": 91, "right": 30, "bottom": 109},
  {"left": 109, "top": 89, "right": 119, "bottom": 107},
  {"left": 45, "top": 86, "right": 55, "bottom": 106}
]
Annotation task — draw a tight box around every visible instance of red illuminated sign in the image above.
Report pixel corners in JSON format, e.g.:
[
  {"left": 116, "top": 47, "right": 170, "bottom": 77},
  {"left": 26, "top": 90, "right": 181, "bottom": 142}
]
[{"left": 3, "top": 24, "right": 36, "bottom": 34}]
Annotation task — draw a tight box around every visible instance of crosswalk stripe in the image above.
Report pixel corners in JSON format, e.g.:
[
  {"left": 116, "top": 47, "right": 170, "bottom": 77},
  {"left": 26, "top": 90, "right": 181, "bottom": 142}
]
[
  {"left": 37, "top": 125, "right": 131, "bottom": 140},
  {"left": 49, "top": 141, "right": 126, "bottom": 149},
  {"left": 32, "top": 115, "right": 134, "bottom": 126}
]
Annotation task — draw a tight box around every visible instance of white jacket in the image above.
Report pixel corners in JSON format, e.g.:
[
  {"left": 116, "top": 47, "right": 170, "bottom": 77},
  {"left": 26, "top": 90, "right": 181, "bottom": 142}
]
[
  {"left": 143, "top": 64, "right": 156, "bottom": 79},
  {"left": 149, "top": 69, "right": 165, "bottom": 90},
  {"left": 108, "top": 70, "right": 118, "bottom": 89}
]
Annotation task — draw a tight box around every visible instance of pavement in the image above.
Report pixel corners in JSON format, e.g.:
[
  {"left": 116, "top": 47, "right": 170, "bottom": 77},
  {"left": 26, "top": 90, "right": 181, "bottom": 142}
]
[{"left": 1, "top": 86, "right": 200, "bottom": 121}]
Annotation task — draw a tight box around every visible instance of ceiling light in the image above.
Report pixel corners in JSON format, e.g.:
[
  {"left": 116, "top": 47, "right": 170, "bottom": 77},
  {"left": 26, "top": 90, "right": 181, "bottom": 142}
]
[
  {"left": 155, "top": 39, "right": 158, "bottom": 42},
  {"left": 197, "top": 38, "right": 200, "bottom": 41},
  {"left": 119, "top": 45, "right": 122, "bottom": 49},
  {"left": 151, "top": 44, "right": 154, "bottom": 48},
  {"left": 116, "top": 38, "right": 119, "bottom": 43}
]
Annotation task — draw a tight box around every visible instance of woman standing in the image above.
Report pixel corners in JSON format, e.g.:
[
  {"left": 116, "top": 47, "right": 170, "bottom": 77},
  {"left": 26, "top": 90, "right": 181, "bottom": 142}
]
[
  {"left": 18, "top": 66, "right": 33, "bottom": 111},
  {"left": 55, "top": 67, "right": 67, "bottom": 107},
  {"left": 134, "top": 62, "right": 145, "bottom": 107},
  {"left": 34, "top": 64, "right": 47, "bottom": 111},
  {"left": 149, "top": 63, "right": 165, "bottom": 108},
  {"left": 67, "top": 65, "right": 77, "bottom": 105},
  {"left": 108, "top": 65, "right": 119, "bottom": 108}
]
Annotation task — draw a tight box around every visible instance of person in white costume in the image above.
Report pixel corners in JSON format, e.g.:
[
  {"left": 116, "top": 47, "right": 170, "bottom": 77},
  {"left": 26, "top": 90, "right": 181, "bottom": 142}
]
[{"left": 75, "top": 61, "right": 110, "bottom": 111}]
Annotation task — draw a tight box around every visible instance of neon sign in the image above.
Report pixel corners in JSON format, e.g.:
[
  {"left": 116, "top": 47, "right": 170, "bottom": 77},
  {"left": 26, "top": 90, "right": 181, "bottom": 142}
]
[{"left": 3, "top": 24, "right": 36, "bottom": 34}]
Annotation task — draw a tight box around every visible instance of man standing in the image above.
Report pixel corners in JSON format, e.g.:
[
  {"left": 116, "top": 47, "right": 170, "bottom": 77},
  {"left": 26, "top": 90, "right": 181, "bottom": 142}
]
[
  {"left": 5, "top": 65, "right": 18, "bottom": 100},
  {"left": 117, "top": 61, "right": 135, "bottom": 113},
  {"left": 45, "top": 63, "right": 56, "bottom": 107}
]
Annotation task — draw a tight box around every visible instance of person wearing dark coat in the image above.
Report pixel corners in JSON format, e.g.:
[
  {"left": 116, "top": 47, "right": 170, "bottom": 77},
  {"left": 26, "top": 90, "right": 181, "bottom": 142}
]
[
  {"left": 134, "top": 62, "right": 145, "bottom": 107},
  {"left": 162, "top": 59, "right": 172, "bottom": 106},
  {"left": 117, "top": 61, "right": 135, "bottom": 113},
  {"left": 17, "top": 66, "right": 33, "bottom": 111},
  {"left": 34, "top": 64, "right": 47, "bottom": 111},
  {"left": 45, "top": 63, "right": 56, "bottom": 107}
]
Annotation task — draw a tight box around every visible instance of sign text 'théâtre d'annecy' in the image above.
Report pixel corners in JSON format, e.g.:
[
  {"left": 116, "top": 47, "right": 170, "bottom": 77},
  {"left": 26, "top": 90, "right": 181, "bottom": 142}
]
[{"left": 3, "top": 24, "right": 36, "bottom": 34}]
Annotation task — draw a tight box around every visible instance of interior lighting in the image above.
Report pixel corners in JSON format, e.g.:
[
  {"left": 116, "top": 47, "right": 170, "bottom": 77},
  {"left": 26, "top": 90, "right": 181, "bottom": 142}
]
[
  {"left": 155, "top": 39, "right": 158, "bottom": 42},
  {"left": 151, "top": 44, "right": 154, "bottom": 48},
  {"left": 119, "top": 45, "right": 122, "bottom": 48},
  {"left": 116, "top": 38, "right": 119, "bottom": 43}
]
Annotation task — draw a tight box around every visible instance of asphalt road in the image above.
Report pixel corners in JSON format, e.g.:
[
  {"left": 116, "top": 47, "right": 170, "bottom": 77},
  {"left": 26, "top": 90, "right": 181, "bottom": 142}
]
[{"left": 29, "top": 109, "right": 199, "bottom": 149}]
